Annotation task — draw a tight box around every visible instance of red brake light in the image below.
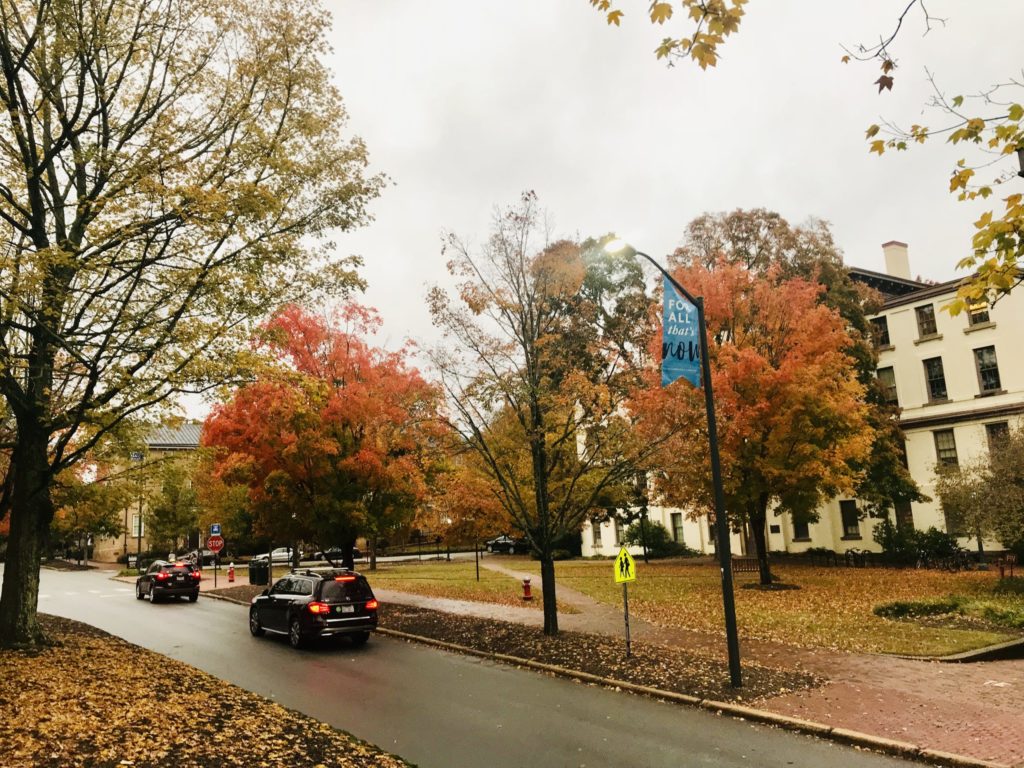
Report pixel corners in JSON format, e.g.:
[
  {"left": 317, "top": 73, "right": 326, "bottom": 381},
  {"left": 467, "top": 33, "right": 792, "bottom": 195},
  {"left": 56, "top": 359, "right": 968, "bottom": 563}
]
[
  {"left": 192, "top": 570, "right": 201, "bottom": 580},
  {"left": 334, "top": 575, "right": 356, "bottom": 582},
  {"left": 307, "top": 602, "right": 331, "bottom": 614},
  {"left": 155, "top": 571, "right": 171, "bottom": 581},
  {"left": 365, "top": 599, "right": 379, "bottom": 610}
]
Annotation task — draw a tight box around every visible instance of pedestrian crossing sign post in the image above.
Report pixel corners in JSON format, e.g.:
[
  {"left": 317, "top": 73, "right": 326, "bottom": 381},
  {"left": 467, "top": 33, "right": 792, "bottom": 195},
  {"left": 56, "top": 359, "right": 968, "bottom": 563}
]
[
  {"left": 613, "top": 547, "right": 636, "bottom": 657},
  {"left": 614, "top": 548, "right": 636, "bottom": 584}
]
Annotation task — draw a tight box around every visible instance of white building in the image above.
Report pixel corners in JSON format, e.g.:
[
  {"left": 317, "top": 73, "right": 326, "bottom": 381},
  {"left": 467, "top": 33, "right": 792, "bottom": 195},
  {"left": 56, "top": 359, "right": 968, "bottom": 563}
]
[{"left": 582, "top": 242, "right": 1023, "bottom": 558}]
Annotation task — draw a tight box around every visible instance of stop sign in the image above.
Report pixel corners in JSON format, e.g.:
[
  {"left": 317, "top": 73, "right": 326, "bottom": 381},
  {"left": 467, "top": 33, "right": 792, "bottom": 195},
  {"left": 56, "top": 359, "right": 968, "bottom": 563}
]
[{"left": 207, "top": 534, "right": 225, "bottom": 553}]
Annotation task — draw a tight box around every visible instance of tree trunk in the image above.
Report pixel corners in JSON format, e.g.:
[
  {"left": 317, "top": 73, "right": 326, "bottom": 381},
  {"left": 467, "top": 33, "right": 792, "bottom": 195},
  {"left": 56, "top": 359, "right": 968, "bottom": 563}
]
[
  {"left": 369, "top": 536, "right": 377, "bottom": 571},
  {"left": 0, "top": 426, "right": 55, "bottom": 648},
  {"left": 540, "top": 555, "right": 558, "bottom": 636},
  {"left": 749, "top": 498, "right": 772, "bottom": 586},
  {"left": 341, "top": 536, "right": 356, "bottom": 571},
  {"left": 640, "top": 515, "right": 649, "bottom": 563},
  {"left": 975, "top": 528, "right": 985, "bottom": 558}
]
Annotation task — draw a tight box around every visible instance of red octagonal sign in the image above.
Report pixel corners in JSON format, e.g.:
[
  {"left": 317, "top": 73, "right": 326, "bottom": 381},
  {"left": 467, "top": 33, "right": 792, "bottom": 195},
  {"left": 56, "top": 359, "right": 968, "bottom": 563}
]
[{"left": 207, "top": 534, "right": 225, "bottom": 553}]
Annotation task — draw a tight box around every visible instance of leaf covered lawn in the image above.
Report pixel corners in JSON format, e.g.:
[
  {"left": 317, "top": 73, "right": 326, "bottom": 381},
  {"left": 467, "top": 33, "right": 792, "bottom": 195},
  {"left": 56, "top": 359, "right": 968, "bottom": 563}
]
[
  {"left": 382, "top": 604, "right": 819, "bottom": 703},
  {"left": 506, "top": 559, "right": 1020, "bottom": 655},
  {"left": 0, "top": 616, "right": 408, "bottom": 768}
]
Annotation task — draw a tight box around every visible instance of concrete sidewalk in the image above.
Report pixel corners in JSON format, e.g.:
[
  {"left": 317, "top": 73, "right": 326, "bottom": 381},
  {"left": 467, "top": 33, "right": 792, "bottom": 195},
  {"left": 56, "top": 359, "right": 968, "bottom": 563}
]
[{"left": 383, "top": 559, "right": 1024, "bottom": 768}]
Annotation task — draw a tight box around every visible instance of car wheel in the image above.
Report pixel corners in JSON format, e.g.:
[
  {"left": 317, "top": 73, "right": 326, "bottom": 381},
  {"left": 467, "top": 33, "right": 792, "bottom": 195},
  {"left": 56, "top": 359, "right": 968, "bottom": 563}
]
[
  {"left": 135, "top": 583, "right": 144, "bottom": 600},
  {"left": 149, "top": 587, "right": 159, "bottom": 604},
  {"left": 288, "top": 617, "right": 305, "bottom": 649},
  {"left": 249, "top": 607, "right": 264, "bottom": 637},
  {"left": 188, "top": 592, "right": 199, "bottom": 602},
  {"left": 350, "top": 631, "right": 369, "bottom": 647}
]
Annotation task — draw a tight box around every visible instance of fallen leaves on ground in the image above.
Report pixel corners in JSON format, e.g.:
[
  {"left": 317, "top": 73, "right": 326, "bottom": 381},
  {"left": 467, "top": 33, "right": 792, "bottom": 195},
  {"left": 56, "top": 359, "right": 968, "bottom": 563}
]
[
  {"left": 0, "top": 616, "right": 409, "bottom": 768},
  {"left": 506, "top": 559, "right": 1019, "bottom": 655},
  {"left": 381, "top": 603, "right": 819, "bottom": 703}
]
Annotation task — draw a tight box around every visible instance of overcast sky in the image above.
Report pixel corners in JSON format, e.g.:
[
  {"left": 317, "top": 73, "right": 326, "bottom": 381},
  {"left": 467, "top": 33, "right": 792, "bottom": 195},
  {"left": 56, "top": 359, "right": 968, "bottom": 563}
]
[{"left": 323, "top": 1, "right": 1019, "bottom": 354}]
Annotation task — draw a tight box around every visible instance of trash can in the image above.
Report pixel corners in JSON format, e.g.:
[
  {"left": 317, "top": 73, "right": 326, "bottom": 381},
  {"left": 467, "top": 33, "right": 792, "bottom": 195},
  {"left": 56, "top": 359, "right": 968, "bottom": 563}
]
[{"left": 248, "top": 559, "right": 269, "bottom": 586}]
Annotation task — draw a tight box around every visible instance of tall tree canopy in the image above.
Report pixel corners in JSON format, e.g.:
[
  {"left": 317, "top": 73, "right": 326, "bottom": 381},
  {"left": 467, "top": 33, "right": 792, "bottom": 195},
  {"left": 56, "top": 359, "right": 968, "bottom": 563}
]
[
  {"left": 429, "top": 192, "right": 669, "bottom": 635},
  {"left": 674, "top": 209, "right": 924, "bottom": 517},
  {"left": 202, "top": 304, "right": 442, "bottom": 570},
  {"left": 635, "top": 259, "right": 874, "bottom": 584},
  {"left": 590, "top": 1, "right": 1023, "bottom": 311},
  {"left": 0, "top": 0, "right": 383, "bottom": 647}
]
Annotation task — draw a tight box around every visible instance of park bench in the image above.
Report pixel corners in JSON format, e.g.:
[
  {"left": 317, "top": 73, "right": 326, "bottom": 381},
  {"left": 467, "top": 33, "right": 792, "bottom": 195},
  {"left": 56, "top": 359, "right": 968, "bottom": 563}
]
[
  {"left": 997, "top": 553, "right": 1017, "bottom": 579},
  {"left": 731, "top": 557, "right": 759, "bottom": 574}
]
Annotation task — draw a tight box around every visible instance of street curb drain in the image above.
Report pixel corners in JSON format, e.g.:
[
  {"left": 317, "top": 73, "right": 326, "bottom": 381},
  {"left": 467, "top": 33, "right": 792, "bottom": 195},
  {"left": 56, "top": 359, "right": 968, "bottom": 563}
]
[{"left": 377, "top": 627, "right": 1013, "bottom": 768}]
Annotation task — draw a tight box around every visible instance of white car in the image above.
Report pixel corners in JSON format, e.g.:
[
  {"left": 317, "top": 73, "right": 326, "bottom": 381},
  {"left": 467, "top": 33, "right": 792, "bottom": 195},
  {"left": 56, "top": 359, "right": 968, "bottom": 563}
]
[{"left": 252, "top": 547, "right": 296, "bottom": 563}]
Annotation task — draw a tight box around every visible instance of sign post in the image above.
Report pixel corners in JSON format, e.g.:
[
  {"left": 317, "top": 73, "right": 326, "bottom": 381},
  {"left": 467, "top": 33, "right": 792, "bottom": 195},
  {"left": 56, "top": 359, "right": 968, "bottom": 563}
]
[
  {"left": 614, "top": 547, "right": 637, "bottom": 657},
  {"left": 207, "top": 532, "right": 224, "bottom": 589}
]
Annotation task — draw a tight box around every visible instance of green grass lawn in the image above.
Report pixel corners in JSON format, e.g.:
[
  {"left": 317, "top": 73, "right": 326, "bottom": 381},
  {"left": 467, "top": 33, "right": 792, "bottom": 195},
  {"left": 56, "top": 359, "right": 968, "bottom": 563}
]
[
  {"left": 504, "top": 557, "right": 1022, "bottom": 656},
  {"left": 356, "top": 560, "right": 578, "bottom": 613}
]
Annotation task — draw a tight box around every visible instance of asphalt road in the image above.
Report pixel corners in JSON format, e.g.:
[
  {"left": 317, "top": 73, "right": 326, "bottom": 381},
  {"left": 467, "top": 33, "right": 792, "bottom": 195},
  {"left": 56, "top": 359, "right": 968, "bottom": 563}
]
[{"left": 34, "top": 566, "right": 914, "bottom": 768}]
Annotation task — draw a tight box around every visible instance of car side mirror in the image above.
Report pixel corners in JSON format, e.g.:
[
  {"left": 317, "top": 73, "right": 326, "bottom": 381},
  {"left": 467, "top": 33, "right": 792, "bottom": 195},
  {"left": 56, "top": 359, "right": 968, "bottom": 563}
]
[{"left": 261, "top": 589, "right": 269, "bottom": 597}]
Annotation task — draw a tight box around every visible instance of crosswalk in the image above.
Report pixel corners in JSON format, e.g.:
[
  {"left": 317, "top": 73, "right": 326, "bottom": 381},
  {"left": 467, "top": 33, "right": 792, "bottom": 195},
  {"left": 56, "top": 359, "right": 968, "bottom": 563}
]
[{"left": 38, "top": 587, "right": 133, "bottom": 601}]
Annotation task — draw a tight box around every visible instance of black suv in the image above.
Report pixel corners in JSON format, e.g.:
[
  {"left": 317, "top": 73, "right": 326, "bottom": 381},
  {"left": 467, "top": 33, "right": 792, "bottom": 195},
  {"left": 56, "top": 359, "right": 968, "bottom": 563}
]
[
  {"left": 249, "top": 568, "right": 378, "bottom": 649},
  {"left": 135, "top": 560, "right": 201, "bottom": 603}
]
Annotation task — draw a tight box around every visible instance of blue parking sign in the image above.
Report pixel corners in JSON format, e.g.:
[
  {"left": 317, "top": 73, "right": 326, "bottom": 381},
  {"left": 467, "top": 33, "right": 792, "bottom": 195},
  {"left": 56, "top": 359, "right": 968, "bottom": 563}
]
[{"left": 210, "top": 523, "right": 221, "bottom": 536}]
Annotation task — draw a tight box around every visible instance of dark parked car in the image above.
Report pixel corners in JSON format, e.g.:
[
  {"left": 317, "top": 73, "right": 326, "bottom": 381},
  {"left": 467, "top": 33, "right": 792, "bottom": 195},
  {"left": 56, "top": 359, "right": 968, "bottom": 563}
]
[
  {"left": 313, "top": 546, "right": 362, "bottom": 562},
  {"left": 485, "top": 535, "right": 529, "bottom": 554},
  {"left": 249, "top": 568, "right": 378, "bottom": 649},
  {"left": 183, "top": 548, "right": 218, "bottom": 566},
  {"left": 135, "top": 560, "right": 201, "bottom": 603}
]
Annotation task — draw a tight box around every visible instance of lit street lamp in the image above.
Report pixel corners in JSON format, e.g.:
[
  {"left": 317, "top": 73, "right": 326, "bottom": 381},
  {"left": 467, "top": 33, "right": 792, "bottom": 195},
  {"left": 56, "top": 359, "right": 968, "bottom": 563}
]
[{"left": 605, "top": 238, "right": 742, "bottom": 688}]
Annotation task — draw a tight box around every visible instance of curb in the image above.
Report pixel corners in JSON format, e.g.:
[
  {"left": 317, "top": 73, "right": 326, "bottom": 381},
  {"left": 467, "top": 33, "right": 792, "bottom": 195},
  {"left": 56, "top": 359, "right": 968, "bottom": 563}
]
[{"left": 376, "top": 627, "right": 1012, "bottom": 768}]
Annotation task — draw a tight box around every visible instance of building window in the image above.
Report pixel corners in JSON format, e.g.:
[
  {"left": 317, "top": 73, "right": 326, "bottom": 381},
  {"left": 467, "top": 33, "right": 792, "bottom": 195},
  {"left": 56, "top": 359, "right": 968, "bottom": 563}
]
[
  {"left": 131, "top": 513, "right": 144, "bottom": 538},
  {"left": 894, "top": 501, "right": 914, "bottom": 531},
  {"left": 986, "top": 422, "right": 1009, "bottom": 451},
  {"left": 670, "top": 512, "right": 684, "bottom": 544},
  {"left": 974, "top": 346, "right": 1002, "bottom": 393},
  {"left": 933, "top": 429, "right": 958, "bottom": 467},
  {"left": 840, "top": 501, "right": 860, "bottom": 539},
  {"left": 923, "top": 357, "right": 947, "bottom": 401},
  {"left": 870, "top": 317, "right": 891, "bottom": 347},
  {"left": 591, "top": 520, "right": 602, "bottom": 547},
  {"left": 968, "top": 302, "right": 990, "bottom": 326},
  {"left": 876, "top": 366, "right": 898, "bottom": 405},
  {"left": 915, "top": 304, "right": 937, "bottom": 337},
  {"left": 792, "top": 519, "right": 810, "bottom": 540}
]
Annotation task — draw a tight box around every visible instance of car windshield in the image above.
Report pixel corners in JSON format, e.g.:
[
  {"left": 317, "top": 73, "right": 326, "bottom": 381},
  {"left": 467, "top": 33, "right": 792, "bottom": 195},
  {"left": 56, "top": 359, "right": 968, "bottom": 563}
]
[
  {"left": 320, "top": 578, "right": 373, "bottom": 602},
  {"left": 164, "top": 565, "right": 193, "bottom": 574}
]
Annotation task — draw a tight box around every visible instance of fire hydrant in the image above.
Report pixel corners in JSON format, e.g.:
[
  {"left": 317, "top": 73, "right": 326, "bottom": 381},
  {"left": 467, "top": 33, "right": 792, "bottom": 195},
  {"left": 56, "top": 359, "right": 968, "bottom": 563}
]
[
  {"left": 228, "top": 563, "right": 235, "bottom": 583},
  {"left": 521, "top": 577, "right": 533, "bottom": 601}
]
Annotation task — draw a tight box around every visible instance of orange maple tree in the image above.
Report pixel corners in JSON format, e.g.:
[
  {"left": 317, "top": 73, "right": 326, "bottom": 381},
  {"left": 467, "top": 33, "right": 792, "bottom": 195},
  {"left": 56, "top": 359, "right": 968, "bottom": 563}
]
[
  {"left": 635, "top": 261, "right": 873, "bottom": 584},
  {"left": 202, "top": 304, "right": 443, "bottom": 567}
]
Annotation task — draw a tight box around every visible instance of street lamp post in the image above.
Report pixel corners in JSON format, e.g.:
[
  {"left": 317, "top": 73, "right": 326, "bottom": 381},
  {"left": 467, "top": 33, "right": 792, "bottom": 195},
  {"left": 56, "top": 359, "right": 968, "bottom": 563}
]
[{"left": 607, "top": 240, "right": 742, "bottom": 688}]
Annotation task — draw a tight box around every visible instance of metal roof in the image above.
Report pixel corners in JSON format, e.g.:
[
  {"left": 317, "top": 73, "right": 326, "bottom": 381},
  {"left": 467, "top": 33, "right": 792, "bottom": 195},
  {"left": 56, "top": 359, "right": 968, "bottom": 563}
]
[{"left": 147, "top": 423, "right": 202, "bottom": 451}]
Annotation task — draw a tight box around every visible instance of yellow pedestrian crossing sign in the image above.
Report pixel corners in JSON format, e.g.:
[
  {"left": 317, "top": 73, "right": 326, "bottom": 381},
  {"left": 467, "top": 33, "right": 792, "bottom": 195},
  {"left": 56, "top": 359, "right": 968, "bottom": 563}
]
[{"left": 614, "top": 547, "right": 636, "bottom": 583}]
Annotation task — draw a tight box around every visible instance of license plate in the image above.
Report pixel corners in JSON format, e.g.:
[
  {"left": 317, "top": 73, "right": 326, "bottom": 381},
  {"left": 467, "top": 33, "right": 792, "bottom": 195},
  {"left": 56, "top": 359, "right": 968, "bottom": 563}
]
[
  {"left": 174, "top": 576, "right": 183, "bottom": 582},
  {"left": 340, "top": 605, "right": 355, "bottom": 614}
]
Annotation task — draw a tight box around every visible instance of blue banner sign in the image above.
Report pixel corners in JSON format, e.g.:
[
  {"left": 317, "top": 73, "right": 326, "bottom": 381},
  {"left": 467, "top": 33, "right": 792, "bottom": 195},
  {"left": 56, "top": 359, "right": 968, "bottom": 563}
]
[{"left": 662, "top": 275, "right": 702, "bottom": 388}]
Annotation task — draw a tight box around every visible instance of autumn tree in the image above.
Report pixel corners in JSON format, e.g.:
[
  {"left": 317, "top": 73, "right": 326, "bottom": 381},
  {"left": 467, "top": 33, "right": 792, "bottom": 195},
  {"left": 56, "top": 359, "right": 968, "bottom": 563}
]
[
  {"left": 0, "top": 0, "right": 382, "bottom": 647},
  {"left": 203, "top": 304, "right": 441, "bottom": 571},
  {"left": 636, "top": 261, "right": 874, "bottom": 585},
  {"left": 935, "top": 426, "right": 1024, "bottom": 558},
  {"left": 674, "top": 209, "right": 925, "bottom": 519},
  {"left": 590, "top": 1, "right": 1023, "bottom": 310},
  {"left": 50, "top": 465, "right": 130, "bottom": 564},
  {"left": 429, "top": 193, "right": 668, "bottom": 635},
  {"left": 145, "top": 460, "right": 201, "bottom": 554}
]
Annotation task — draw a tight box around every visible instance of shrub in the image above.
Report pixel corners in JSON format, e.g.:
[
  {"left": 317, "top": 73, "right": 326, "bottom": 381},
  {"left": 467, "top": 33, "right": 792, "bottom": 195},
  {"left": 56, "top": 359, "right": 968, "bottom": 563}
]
[
  {"left": 873, "top": 600, "right": 960, "bottom": 619},
  {"left": 623, "top": 521, "right": 696, "bottom": 558},
  {"left": 873, "top": 519, "right": 961, "bottom": 565}
]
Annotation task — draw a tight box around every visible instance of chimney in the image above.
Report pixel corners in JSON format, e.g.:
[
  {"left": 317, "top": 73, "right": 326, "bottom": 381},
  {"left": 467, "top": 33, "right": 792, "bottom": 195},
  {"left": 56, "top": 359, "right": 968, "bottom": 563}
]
[{"left": 882, "top": 240, "right": 911, "bottom": 279}]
